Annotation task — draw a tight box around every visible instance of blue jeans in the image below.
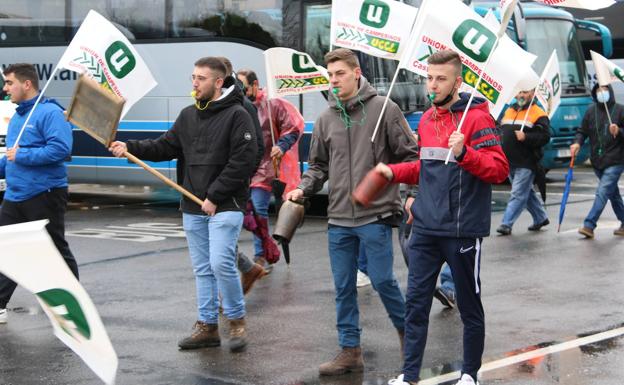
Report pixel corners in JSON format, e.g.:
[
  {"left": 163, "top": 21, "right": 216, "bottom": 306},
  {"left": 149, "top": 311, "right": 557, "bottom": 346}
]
[
  {"left": 584, "top": 164, "right": 624, "bottom": 229},
  {"left": 251, "top": 187, "right": 272, "bottom": 258},
  {"left": 502, "top": 167, "right": 548, "bottom": 228},
  {"left": 357, "top": 243, "right": 367, "bottom": 274},
  {"left": 183, "top": 211, "right": 245, "bottom": 323},
  {"left": 440, "top": 264, "right": 454, "bottom": 293},
  {"left": 328, "top": 223, "right": 406, "bottom": 348}
]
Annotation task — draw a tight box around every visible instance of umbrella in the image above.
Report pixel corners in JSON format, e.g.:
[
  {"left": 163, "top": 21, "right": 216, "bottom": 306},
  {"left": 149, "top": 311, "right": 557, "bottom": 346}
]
[{"left": 557, "top": 156, "right": 575, "bottom": 232}]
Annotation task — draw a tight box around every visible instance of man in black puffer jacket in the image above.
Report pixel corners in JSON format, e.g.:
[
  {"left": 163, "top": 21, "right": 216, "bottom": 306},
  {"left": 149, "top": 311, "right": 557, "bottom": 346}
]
[
  {"left": 109, "top": 57, "right": 257, "bottom": 352},
  {"left": 571, "top": 83, "right": 624, "bottom": 238}
]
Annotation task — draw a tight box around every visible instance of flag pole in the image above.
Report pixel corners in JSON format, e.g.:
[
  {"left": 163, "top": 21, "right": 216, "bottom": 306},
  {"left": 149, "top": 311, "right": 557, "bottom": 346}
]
[
  {"left": 12, "top": 65, "right": 60, "bottom": 149},
  {"left": 371, "top": 66, "right": 401, "bottom": 142}
]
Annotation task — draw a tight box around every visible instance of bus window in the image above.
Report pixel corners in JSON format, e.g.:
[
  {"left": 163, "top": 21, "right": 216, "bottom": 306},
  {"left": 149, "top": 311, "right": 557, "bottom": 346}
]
[{"left": 304, "top": 4, "right": 331, "bottom": 65}]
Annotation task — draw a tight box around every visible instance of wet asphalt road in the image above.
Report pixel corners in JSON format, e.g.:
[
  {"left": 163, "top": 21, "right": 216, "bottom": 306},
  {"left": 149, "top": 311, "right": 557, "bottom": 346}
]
[{"left": 0, "top": 166, "right": 623, "bottom": 385}]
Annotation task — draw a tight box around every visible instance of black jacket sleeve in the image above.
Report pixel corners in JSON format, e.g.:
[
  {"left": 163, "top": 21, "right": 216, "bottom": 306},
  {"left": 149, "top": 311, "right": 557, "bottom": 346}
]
[
  {"left": 575, "top": 108, "right": 591, "bottom": 146},
  {"left": 205, "top": 109, "right": 257, "bottom": 203},
  {"left": 126, "top": 116, "right": 183, "bottom": 161},
  {"left": 242, "top": 98, "right": 264, "bottom": 171},
  {"left": 524, "top": 115, "right": 551, "bottom": 148}
]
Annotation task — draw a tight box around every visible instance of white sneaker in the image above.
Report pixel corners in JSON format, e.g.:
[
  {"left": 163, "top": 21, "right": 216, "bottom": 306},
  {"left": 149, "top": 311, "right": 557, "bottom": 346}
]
[
  {"left": 456, "top": 373, "right": 479, "bottom": 385},
  {"left": 0, "top": 308, "right": 7, "bottom": 324},
  {"left": 356, "top": 271, "right": 371, "bottom": 288},
  {"left": 388, "top": 374, "right": 411, "bottom": 385}
]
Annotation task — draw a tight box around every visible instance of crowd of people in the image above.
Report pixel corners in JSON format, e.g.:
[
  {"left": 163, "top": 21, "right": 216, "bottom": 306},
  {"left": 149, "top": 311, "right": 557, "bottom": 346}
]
[{"left": 1, "top": 46, "right": 623, "bottom": 385}]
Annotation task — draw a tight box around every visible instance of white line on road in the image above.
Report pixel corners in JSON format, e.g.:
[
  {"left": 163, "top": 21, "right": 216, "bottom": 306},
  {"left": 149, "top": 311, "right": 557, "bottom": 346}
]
[{"left": 417, "top": 326, "right": 624, "bottom": 385}]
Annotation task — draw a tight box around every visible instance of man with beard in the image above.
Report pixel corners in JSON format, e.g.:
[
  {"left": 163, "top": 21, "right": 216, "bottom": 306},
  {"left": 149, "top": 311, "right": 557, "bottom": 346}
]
[{"left": 109, "top": 57, "right": 257, "bottom": 352}]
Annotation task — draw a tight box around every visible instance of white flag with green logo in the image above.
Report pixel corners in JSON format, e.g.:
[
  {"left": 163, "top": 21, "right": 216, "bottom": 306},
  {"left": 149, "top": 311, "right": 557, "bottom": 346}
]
[
  {"left": 0, "top": 220, "right": 118, "bottom": 385},
  {"left": 57, "top": 10, "right": 157, "bottom": 118},
  {"left": 399, "top": 0, "right": 536, "bottom": 117},
  {"left": 534, "top": 0, "right": 614, "bottom": 10},
  {"left": 330, "top": 0, "right": 419, "bottom": 60},
  {"left": 535, "top": 51, "right": 561, "bottom": 118},
  {"left": 591, "top": 50, "right": 624, "bottom": 86},
  {"left": 264, "top": 48, "right": 329, "bottom": 99}
]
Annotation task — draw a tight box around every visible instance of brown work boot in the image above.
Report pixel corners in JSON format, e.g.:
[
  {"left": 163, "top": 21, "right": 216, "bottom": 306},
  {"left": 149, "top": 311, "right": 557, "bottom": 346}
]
[
  {"left": 242, "top": 263, "right": 267, "bottom": 295},
  {"left": 228, "top": 318, "right": 248, "bottom": 352},
  {"left": 178, "top": 321, "right": 220, "bottom": 350},
  {"left": 614, "top": 226, "right": 624, "bottom": 236},
  {"left": 578, "top": 227, "right": 594, "bottom": 239},
  {"left": 319, "top": 346, "right": 364, "bottom": 376},
  {"left": 398, "top": 328, "right": 405, "bottom": 359}
]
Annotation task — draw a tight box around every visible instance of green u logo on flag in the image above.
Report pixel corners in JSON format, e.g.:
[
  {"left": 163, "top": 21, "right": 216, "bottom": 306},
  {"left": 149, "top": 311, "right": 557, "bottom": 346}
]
[
  {"left": 292, "top": 54, "right": 317, "bottom": 73},
  {"left": 453, "top": 20, "right": 495, "bottom": 63},
  {"left": 37, "top": 288, "right": 91, "bottom": 340},
  {"left": 359, "top": 0, "right": 390, "bottom": 28},
  {"left": 105, "top": 41, "right": 136, "bottom": 79}
]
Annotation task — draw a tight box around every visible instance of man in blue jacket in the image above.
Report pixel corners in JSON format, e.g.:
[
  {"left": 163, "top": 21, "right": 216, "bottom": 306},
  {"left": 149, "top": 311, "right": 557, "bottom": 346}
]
[{"left": 0, "top": 63, "right": 78, "bottom": 324}]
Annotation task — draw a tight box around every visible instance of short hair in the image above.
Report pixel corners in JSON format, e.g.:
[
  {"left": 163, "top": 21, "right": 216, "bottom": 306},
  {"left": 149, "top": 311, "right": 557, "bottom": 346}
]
[
  {"left": 324, "top": 48, "right": 360, "bottom": 69},
  {"left": 194, "top": 57, "right": 227, "bottom": 78},
  {"left": 3, "top": 63, "right": 39, "bottom": 90},
  {"left": 237, "top": 69, "right": 258, "bottom": 86},
  {"left": 216, "top": 56, "right": 233, "bottom": 75},
  {"left": 427, "top": 50, "right": 462, "bottom": 77}
]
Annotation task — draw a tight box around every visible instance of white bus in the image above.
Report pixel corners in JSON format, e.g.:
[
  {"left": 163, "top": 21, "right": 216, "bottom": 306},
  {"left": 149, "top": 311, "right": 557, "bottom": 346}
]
[{"left": 0, "top": 0, "right": 425, "bottom": 189}]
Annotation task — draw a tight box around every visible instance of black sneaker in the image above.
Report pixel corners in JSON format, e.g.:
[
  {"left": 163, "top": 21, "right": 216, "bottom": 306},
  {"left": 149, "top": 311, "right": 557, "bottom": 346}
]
[
  {"left": 434, "top": 287, "right": 456, "bottom": 309},
  {"left": 496, "top": 225, "right": 512, "bottom": 235},
  {"left": 528, "top": 219, "right": 550, "bottom": 231}
]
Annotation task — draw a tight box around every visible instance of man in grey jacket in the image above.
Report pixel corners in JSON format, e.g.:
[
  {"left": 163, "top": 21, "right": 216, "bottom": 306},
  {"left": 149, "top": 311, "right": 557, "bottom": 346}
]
[{"left": 286, "top": 48, "right": 418, "bottom": 375}]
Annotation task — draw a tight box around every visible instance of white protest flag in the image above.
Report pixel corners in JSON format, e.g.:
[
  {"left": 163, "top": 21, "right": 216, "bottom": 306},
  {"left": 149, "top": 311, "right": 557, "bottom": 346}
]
[
  {"left": 0, "top": 220, "right": 118, "bottom": 384},
  {"left": 399, "top": 0, "right": 536, "bottom": 118},
  {"left": 330, "top": 0, "right": 418, "bottom": 60},
  {"left": 57, "top": 10, "right": 157, "bottom": 118},
  {"left": 264, "top": 48, "right": 329, "bottom": 99},
  {"left": 591, "top": 50, "right": 624, "bottom": 86},
  {"left": 535, "top": 50, "right": 562, "bottom": 118},
  {"left": 534, "top": 0, "right": 614, "bottom": 10}
]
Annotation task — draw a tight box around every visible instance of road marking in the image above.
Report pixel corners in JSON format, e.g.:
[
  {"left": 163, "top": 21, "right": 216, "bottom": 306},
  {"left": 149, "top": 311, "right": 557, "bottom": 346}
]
[
  {"left": 67, "top": 222, "right": 184, "bottom": 242},
  {"left": 417, "top": 326, "right": 624, "bottom": 384}
]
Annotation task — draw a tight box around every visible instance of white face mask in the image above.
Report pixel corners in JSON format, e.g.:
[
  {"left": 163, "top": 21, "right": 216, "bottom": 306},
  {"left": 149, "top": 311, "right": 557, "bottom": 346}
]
[{"left": 596, "top": 90, "right": 610, "bottom": 103}]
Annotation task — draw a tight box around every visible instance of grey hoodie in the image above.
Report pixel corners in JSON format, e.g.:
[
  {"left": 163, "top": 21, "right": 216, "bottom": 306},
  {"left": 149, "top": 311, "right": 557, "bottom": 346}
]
[{"left": 299, "top": 77, "right": 418, "bottom": 225}]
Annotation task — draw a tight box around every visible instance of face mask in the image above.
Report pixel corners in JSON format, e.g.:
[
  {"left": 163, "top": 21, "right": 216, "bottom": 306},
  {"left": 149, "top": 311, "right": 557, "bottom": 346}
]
[
  {"left": 516, "top": 97, "right": 527, "bottom": 107},
  {"left": 596, "top": 90, "right": 610, "bottom": 104}
]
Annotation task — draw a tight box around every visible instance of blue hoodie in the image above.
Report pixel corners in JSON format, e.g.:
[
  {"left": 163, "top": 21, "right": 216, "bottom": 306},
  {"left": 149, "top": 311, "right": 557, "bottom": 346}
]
[{"left": 0, "top": 95, "right": 72, "bottom": 202}]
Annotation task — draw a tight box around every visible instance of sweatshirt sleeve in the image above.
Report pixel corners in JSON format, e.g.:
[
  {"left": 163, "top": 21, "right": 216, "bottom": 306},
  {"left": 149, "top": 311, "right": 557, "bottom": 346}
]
[
  {"left": 0, "top": 155, "right": 5, "bottom": 179},
  {"left": 15, "top": 107, "right": 72, "bottom": 166},
  {"left": 388, "top": 161, "right": 421, "bottom": 185},
  {"left": 127, "top": 117, "right": 183, "bottom": 161},
  {"left": 298, "top": 117, "right": 328, "bottom": 196},
  {"left": 385, "top": 103, "right": 419, "bottom": 163},
  {"left": 458, "top": 113, "right": 509, "bottom": 184}
]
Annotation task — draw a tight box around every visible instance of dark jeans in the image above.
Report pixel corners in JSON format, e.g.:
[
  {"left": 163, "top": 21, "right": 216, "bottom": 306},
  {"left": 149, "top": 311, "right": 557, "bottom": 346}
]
[
  {"left": 0, "top": 188, "right": 79, "bottom": 308},
  {"left": 403, "top": 232, "right": 484, "bottom": 382}
]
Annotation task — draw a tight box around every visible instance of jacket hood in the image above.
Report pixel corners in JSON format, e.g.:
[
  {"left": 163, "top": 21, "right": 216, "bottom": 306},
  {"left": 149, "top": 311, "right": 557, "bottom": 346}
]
[
  {"left": 449, "top": 92, "right": 489, "bottom": 113},
  {"left": 591, "top": 82, "right": 616, "bottom": 107},
  {"left": 16, "top": 94, "right": 64, "bottom": 116},
  {"left": 328, "top": 76, "right": 378, "bottom": 112},
  {"left": 197, "top": 76, "right": 244, "bottom": 118}
]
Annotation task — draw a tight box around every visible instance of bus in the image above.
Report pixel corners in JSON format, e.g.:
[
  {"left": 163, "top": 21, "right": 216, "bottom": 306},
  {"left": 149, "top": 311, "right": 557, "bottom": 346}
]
[
  {"left": 0, "top": 1, "right": 425, "bottom": 190},
  {"left": 472, "top": 0, "right": 612, "bottom": 170}
]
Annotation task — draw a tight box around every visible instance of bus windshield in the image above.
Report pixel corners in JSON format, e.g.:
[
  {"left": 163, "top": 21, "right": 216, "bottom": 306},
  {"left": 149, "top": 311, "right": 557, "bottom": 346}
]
[{"left": 525, "top": 18, "right": 588, "bottom": 95}]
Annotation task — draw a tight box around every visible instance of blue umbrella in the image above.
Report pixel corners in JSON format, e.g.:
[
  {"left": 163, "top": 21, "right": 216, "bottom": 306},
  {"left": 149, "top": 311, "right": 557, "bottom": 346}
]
[{"left": 557, "top": 156, "right": 575, "bottom": 232}]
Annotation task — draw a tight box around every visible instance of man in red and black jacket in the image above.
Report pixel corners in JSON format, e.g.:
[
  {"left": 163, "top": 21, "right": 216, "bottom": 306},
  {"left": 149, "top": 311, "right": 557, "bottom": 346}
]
[{"left": 381, "top": 50, "right": 508, "bottom": 385}]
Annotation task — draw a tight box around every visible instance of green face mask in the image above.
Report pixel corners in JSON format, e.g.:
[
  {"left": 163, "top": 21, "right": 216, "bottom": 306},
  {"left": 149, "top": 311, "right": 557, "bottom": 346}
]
[{"left": 517, "top": 97, "right": 527, "bottom": 107}]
